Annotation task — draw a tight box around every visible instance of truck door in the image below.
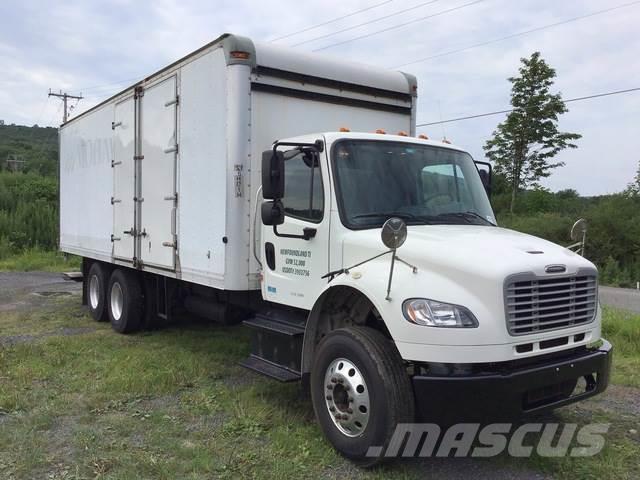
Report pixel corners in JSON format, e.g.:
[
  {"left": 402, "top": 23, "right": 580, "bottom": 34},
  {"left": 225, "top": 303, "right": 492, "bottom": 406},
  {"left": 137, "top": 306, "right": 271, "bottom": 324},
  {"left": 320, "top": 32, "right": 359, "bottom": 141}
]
[
  {"left": 261, "top": 147, "right": 330, "bottom": 310},
  {"left": 139, "top": 76, "right": 178, "bottom": 270},
  {"left": 112, "top": 96, "right": 136, "bottom": 262}
]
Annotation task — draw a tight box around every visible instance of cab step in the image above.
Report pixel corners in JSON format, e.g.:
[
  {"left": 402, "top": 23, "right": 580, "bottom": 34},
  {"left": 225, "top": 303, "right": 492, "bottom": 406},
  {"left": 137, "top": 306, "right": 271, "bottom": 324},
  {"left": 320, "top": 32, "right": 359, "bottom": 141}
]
[
  {"left": 240, "top": 355, "right": 301, "bottom": 382},
  {"left": 239, "top": 311, "right": 306, "bottom": 382}
]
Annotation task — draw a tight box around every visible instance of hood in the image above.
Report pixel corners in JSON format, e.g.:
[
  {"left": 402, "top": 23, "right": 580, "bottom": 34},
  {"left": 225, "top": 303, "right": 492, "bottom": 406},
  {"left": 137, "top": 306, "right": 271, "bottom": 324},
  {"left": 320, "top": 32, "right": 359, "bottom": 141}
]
[{"left": 341, "top": 225, "right": 595, "bottom": 280}]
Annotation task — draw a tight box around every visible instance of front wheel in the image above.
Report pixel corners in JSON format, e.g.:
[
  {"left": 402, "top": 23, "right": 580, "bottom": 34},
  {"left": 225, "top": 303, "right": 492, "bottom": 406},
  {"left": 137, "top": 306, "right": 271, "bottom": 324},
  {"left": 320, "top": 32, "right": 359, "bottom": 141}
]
[{"left": 310, "top": 327, "right": 415, "bottom": 466}]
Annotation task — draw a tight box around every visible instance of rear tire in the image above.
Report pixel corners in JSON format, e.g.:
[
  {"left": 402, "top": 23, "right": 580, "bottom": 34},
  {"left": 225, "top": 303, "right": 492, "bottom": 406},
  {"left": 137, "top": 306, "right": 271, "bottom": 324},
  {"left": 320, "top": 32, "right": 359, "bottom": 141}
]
[
  {"left": 86, "top": 262, "right": 108, "bottom": 322},
  {"left": 107, "top": 269, "right": 143, "bottom": 333},
  {"left": 310, "top": 327, "right": 415, "bottom": 466}
]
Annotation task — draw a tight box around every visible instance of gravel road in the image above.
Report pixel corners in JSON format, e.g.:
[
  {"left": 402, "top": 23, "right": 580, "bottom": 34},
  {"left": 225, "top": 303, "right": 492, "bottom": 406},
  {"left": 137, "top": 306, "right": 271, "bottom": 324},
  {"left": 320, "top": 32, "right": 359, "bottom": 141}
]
[
  {"left": 599, "top": 286, "right": 640, "bottom": 314},
  {"left": 0, "top": 271, "right": 82, "bottom": 312}
]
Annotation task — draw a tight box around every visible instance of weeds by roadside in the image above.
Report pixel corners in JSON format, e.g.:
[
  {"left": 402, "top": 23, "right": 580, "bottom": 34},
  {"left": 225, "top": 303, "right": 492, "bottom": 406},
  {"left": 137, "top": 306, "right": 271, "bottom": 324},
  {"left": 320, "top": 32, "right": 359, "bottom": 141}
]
[{"left": 0, "top": 249, "right": 80, "bottom": 272}]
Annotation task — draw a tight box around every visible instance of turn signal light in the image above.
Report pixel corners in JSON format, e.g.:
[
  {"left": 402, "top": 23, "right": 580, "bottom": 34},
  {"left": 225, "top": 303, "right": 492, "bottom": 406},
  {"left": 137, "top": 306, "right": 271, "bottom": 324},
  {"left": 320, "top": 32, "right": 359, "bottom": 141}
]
[
  {"left": 418, "top": 134, "right": 429, "bottom": 140},
  {"left": 375, "top": 129, "right": 386, "bottom": 134},
  {"left": 339, "top": 127, "right": 351, "bottom": 132},
  {"left": 230, "top": 51, "right": 250, "bottom": 60},
  {"left": 397, "top": 131, "right": 408, "bottom": 136}
]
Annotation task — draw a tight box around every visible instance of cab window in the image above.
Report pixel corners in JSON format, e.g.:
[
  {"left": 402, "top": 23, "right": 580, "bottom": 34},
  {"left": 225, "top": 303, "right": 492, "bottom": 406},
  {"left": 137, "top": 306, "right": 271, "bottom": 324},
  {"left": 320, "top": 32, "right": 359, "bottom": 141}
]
[{"left": 282, "top": 150, "right": 324, "bottom": 223}]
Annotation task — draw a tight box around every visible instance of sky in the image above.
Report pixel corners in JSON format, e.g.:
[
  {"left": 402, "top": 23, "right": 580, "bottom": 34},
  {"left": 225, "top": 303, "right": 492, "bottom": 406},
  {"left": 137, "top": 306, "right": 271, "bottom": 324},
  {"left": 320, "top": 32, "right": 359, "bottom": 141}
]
[{"left": 1, "top": 0, "right": 638, "bottom": 195}]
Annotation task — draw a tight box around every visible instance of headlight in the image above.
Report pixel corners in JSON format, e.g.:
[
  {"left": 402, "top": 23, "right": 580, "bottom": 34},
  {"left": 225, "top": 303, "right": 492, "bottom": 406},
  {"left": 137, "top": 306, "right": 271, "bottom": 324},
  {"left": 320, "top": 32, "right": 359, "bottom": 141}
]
[{"left": 402, "top": 298, "right": 478, "bottom": 328}]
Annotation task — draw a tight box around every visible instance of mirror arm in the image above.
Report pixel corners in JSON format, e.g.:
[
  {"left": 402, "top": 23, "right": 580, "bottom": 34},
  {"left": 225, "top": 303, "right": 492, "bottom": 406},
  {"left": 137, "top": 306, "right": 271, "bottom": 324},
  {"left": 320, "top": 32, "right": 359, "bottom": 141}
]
[
  {"left": 272, "top": 139, "right": 324, "bottom": 156},
  {"left": 395, "top": 256, "right": 418, "bottom": 274},
  {"left": 273, "top": 225, "right": 317, "bottom": 241}
]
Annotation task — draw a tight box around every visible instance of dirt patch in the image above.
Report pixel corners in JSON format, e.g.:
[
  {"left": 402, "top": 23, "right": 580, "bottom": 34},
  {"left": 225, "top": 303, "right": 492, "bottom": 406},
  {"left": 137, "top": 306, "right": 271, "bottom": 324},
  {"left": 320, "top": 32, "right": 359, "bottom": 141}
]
[
  {"left": 33, "top": 291, "right": 74, "bottom": 297},
  {"left": 573, "top": 384, "right": 640, "bottom": 418},
  {"left": 0, "top": 326, "right": 97, "bottom": 346}
]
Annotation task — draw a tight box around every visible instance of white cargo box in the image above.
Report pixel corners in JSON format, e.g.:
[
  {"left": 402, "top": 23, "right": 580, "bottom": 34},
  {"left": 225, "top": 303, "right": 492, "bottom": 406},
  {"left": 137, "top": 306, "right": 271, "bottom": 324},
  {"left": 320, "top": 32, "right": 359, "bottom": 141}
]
[{"left": 60, "top": 33, "right": 417, "bottom": 291}]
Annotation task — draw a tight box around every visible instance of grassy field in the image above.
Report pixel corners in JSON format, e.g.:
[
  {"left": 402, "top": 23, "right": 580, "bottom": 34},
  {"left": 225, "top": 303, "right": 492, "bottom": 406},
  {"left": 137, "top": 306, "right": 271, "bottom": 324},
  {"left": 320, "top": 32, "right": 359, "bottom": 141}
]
[
  {"left": 0, "top": 292, "right": 639, "bottom": 479},
  {"left": 0, "top": 249, "right": 80, "bottom": 272}
]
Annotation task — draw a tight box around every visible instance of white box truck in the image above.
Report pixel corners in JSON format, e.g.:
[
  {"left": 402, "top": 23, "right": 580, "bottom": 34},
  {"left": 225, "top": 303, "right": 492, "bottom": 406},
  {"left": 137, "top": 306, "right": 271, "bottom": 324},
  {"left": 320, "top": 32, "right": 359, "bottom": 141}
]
[{"left": 60, "top": 33, "right": 611, "bottom": 464}]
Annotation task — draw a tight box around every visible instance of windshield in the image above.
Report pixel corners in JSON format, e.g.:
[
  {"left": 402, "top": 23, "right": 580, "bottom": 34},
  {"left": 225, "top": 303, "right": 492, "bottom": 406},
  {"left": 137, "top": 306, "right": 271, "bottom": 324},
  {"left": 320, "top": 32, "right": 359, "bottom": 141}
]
[{"left": 332, "top": 140, "right": 496, "bottom": 229}]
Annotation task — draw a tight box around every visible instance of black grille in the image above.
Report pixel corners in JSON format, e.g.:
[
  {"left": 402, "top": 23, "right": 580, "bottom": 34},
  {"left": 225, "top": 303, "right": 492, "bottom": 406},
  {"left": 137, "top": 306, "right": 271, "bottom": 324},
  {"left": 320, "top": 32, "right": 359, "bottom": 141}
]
[{"left": 505, "top": 272, "right": 597, "bottom": 335}]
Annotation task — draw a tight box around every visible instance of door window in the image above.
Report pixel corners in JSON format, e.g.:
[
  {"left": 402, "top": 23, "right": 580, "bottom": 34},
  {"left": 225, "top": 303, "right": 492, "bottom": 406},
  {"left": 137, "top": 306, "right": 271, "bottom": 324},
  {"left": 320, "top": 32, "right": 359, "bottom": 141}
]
[{"left": 282, "top": 150, "right": 324, "bottom": 223}]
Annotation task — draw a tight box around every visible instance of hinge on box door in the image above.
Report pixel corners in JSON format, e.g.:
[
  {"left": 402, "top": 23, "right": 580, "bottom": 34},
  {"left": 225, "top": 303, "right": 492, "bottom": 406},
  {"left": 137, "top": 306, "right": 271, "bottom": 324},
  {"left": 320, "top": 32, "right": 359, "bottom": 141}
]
[
  {"left": 110, "top": 234, "right": 121, "bottom": 242},
  {"left": 111, "top": 121, "right": 122, "bottom": 130},
  {"left": 162, "top": 241, "right": 176, "bottom": 248},
  {"left": 164, "top": 193, "right": 178, "bottom": 202},
  {"left": 134, "top": 86, "right": 144, "bottom": 99},
  {"left": 133, "top": 155, "right": 144, "bottom": 161},
  {"left": 164, "top": 145, "right": 178, "bottom": 154},
  {"left": 164, "top": 96, "right": 179, "bottom": 107},
  {"left": 234, "top": 165, "right": 243, "bottom": 197},
  {"left": 111, "top": 160, "right": 122, "bottom": 167},
  {"left": 110, "top": 197, "right": 121, "bottom": 204}
]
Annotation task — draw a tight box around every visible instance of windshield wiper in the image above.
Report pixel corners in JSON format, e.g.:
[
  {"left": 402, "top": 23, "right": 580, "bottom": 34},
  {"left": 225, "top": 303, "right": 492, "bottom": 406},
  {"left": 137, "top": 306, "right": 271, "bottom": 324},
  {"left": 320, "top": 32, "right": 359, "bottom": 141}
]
[
  {"left": 352, "top": 212, "right": 417, "bottom": 220},
  {"left": 435, "top": 211, "right": 495, "bottom": 226}
]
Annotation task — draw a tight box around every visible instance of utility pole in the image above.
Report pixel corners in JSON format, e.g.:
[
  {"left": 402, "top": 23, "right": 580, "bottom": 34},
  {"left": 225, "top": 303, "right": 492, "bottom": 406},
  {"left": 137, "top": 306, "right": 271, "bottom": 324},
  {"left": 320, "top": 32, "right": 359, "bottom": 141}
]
[{"left": 48, "top": 89, "right": 83, "bottom": 123}]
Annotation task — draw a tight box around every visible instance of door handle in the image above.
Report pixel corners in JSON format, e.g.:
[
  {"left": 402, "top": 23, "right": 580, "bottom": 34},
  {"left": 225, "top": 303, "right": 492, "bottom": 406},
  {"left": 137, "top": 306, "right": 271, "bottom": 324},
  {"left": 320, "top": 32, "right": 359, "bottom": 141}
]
[{"left": 273, "top": 225, "right": 317, "bottom": 240}]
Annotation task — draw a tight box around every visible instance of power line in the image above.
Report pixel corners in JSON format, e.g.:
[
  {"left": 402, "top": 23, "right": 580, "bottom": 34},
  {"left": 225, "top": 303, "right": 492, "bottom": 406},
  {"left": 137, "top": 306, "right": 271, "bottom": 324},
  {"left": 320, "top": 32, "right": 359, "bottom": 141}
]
[
  {"left": 74, "top": 76, "right": 141, "bottom": 93},
  {"left": 313, "top": 0, "right": 485, "bottom": 51},
  {"left": 395, "top": 0, "right": 640, "bottom": 68},
  {"left": 291, "top": 0, "right": 440, "bottom": 47},
  {"left": 416, "top": 87, "right": 640, "bottom": 127},
  {"left": 268, "top": 0, "right": 393, "bottom": 42}
]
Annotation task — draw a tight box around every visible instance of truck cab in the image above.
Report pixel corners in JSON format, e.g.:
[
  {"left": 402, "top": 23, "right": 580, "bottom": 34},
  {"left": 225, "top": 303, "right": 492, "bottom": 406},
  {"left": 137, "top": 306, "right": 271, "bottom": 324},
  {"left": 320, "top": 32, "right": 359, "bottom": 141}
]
[{"left": 250, "top": 130, "right": 611, "bottom": 464}]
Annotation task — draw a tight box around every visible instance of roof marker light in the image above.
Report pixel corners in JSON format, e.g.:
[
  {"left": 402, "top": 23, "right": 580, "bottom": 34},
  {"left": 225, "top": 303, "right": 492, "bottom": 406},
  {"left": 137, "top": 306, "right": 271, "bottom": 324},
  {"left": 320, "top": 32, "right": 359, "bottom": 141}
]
[
  {"left": 230, "top": 51, "right": 250, "bottom": 60},
  {"left": 418, "top": 134, "right": 429, "bottom": 140},
  {"left": 375, "top": 129, "right": 386, "bottom": 134},
  {"left": 397, "top": 131, "right": 408, "bottom": 136},
  {"left": 339, "top": 127, "right": 351, "bottom": 132}
]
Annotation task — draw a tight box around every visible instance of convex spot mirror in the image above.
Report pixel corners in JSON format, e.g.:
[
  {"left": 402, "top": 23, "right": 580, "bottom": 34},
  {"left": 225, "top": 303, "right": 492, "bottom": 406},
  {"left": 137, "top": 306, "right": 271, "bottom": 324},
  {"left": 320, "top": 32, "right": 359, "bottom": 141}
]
[
  {"left": 262, "top": 150, "right": 285, "bottom": 200},
  {"left": 381, "top": 217, "right": 407, "bottom": 249},
  {"left": 570, "top": 218, "right": 587, "bottom": 241}
]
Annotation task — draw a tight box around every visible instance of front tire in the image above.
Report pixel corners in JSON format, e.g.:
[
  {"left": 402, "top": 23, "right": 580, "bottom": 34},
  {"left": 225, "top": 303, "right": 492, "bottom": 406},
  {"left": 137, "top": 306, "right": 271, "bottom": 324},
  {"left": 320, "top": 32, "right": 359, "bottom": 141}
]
[
  {"left": 310, "top": 327, "right": 414, "bottom": 466},
  {"left": 107, "top": 269, "right": 143, "bottom": 333}
]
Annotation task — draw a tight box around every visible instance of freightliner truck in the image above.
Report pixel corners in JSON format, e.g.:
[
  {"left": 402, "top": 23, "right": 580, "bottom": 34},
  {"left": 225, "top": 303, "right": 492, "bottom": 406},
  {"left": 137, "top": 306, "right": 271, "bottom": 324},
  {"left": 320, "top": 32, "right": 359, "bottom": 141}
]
[{"left": 59, "top": 33, "right": 612, "bottom": 464}]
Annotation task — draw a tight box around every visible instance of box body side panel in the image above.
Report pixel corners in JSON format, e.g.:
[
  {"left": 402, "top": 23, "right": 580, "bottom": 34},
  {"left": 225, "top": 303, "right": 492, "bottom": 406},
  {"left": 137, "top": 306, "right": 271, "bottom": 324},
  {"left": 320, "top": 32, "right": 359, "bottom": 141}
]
[
  {"left": 178, "top": 48, "right": 230, "bottom": 288},
  {"left": 60, "top": 104, "right": 114, "bottom": 261}
]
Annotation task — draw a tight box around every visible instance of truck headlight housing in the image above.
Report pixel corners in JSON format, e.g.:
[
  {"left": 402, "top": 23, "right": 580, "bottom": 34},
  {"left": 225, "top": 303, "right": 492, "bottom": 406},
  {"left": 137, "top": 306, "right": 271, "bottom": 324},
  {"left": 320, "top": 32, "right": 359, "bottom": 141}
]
[{"left": 402, "top": 298, "right": 478, "bottom": 328}]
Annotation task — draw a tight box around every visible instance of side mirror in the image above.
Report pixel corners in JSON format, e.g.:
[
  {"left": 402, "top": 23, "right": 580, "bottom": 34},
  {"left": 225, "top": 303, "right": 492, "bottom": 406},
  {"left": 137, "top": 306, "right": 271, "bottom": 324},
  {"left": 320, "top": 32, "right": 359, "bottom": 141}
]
[
  {"left": 474, "top": 161, "right": 492, "bottom": 196},
  {"left": 262, "top": 150, "right": 285, "bottom": 199},
  {"left": 261, "top": 200, "right": 284, "bottom": 226}
]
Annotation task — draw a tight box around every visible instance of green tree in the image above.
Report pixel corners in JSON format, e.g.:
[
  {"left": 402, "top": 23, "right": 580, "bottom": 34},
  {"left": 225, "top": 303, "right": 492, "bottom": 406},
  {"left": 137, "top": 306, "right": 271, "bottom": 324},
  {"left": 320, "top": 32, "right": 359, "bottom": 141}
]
[
  {"left": 484, "top": 52, "right": 581, "bottom": 213},
  {"left": 625, "top": 160, "right": 640, "bottom": 197}
]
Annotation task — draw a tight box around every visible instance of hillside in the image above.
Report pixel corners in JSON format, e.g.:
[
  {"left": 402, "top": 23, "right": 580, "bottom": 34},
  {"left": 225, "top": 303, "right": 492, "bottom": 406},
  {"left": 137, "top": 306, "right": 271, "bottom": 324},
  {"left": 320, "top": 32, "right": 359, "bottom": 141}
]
[{"left": 0, "top": 124, "right": 59, "bottom": 176}]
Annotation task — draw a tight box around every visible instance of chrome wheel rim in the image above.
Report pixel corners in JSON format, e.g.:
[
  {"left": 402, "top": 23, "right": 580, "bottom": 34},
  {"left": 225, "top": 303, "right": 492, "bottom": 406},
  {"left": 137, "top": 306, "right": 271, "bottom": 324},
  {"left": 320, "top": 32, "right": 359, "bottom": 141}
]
[
  {"left": 110, "top": 282, "right": 124, "bottom": 321},
  {"left": 324, "top": 358, "right": 370, "bottom": 437},
  {"left": 89, "top": 275, "right": 100, "bottom": 310}
]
